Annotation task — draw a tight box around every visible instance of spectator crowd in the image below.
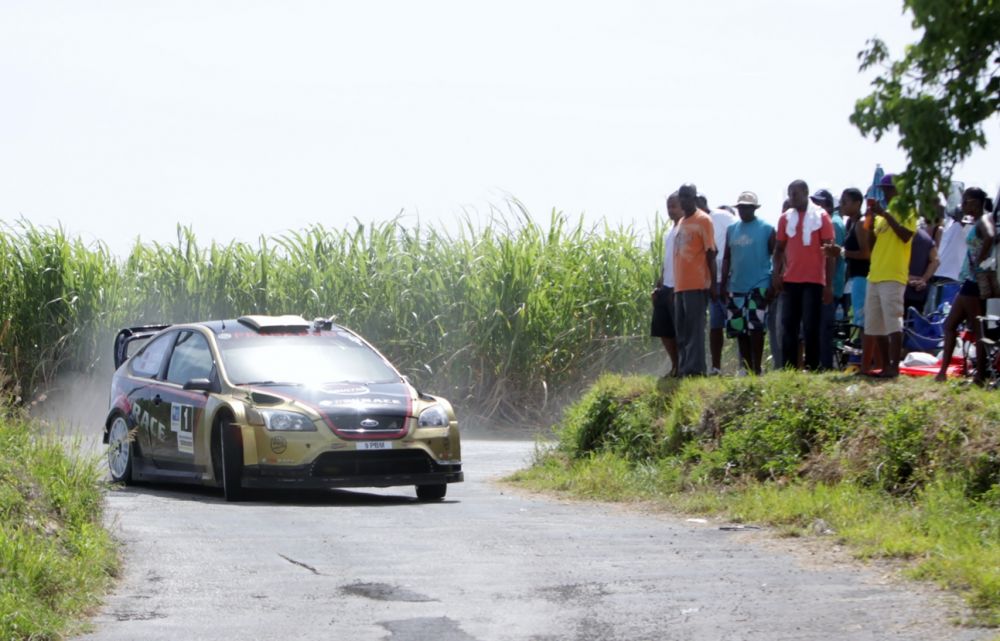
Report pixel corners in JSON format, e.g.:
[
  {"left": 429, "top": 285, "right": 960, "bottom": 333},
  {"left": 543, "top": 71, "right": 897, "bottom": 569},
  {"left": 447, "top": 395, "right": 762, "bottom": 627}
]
[{"left": 651, "top": 175, "right": 998, "bottom": 383}]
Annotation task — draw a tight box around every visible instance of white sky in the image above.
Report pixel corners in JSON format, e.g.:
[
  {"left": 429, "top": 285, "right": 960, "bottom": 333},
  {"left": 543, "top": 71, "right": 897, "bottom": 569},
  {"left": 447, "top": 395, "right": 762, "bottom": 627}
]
[{"left": 2, "top": 1, "right": 998, "bottom": 256}]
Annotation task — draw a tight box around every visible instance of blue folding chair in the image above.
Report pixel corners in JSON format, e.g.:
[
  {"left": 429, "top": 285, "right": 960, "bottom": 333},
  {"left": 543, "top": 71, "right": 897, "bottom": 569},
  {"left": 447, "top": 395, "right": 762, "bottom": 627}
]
[
  {"left": 935, "top": 281, "right": 961, "bottom": 314},
  {"left": 903, "top": 306, "right": 945, "bottom": 353}
]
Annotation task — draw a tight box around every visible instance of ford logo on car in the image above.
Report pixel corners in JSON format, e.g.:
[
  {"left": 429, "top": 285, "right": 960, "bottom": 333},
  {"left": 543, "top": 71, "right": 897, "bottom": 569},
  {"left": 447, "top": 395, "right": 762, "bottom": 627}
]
[{"left": 360, "top": 418, "right": 380, "bottom": 428}]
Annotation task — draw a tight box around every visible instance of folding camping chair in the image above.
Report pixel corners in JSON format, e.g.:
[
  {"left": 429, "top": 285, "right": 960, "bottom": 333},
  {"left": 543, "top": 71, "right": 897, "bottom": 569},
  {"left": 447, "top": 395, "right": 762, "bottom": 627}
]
[
  {"left": 903, "top": 306, "right": 946, "bottom": 354},
  {"left": 832, "top": 318, "right": 860, "bottom": 371},
  {"left": 974, "top": 301, "right": 1000, "bottom": 387}
]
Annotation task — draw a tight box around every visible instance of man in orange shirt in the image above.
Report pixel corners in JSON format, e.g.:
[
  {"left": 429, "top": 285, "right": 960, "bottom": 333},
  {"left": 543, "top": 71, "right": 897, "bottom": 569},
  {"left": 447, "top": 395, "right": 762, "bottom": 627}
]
[{"left": 673, "top": 183, "right": 718, "bottom": 377}]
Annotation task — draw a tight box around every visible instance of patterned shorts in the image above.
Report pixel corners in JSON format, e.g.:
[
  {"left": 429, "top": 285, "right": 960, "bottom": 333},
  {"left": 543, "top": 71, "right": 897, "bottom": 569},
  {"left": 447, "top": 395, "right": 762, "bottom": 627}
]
[{"left": 726, "top": 287, "right": 769, "bottom": 337}]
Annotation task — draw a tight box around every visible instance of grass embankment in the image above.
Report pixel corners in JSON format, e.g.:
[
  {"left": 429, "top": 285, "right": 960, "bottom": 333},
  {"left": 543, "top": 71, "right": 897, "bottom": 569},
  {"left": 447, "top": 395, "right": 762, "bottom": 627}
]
[
  {"left": 0, "top": 412, "right": 117, "bottom": 640},
  {"left": 510, "top": 372, "right": 1000, "bottom": 626}
]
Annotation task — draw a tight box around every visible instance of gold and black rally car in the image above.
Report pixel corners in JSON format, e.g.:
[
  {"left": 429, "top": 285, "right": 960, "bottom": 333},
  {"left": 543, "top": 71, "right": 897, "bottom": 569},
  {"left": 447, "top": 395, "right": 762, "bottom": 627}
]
[{"left": 104, "top": 315, "right": 462, "bottom": 501}]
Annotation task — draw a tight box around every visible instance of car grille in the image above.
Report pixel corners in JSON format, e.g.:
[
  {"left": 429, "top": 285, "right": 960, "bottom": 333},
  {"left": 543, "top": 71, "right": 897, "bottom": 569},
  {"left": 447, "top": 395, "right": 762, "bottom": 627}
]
[
  {"left": 311, "top": 450, "right": 434, "bottom": 478},
  {"left": 324, "top": 412, "right": 408, "bottom": 438}
]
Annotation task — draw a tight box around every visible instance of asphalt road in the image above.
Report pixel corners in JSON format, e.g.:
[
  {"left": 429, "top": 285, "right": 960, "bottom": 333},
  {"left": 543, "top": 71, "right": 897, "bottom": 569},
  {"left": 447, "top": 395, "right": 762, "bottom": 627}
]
[{"left": 75, "top": 437, "right": 991, "bottom": 641}]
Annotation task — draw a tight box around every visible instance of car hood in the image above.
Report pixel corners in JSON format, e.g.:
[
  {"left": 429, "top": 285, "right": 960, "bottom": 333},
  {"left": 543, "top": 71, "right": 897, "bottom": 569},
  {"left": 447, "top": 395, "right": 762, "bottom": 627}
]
[{"left": 244, "top": 381, "right": 413, "bottom": 418}]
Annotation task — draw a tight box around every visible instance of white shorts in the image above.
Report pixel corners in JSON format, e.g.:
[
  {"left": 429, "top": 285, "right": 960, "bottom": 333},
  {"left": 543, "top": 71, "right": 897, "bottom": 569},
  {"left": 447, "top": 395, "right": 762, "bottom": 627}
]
[{"left": 864, "top": 280, "right": 905, "bottom": 336}]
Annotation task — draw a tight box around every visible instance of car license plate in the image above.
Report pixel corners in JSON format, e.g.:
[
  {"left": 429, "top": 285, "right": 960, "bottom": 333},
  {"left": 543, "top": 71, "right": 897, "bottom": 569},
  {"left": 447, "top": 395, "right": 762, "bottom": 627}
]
[{"left": 357, "top": 441, "right": 391, "bottom": 451}]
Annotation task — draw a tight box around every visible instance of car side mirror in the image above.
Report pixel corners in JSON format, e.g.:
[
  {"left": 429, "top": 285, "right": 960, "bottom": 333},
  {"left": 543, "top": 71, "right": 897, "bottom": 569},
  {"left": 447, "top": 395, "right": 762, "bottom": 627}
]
[{"left": 183, "top": 378, "right": 215, "bottom": 393}]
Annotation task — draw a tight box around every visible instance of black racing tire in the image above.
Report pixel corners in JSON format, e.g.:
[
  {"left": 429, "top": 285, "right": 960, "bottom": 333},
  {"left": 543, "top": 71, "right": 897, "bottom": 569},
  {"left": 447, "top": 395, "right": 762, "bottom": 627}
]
[
  {"left": 416, "top": 483, "right": 447, "bottom": 501},
  {"left": 220, "top": 422, "right": 245, "bottom": 502},
  {"left": 107, "top": 415, "right": 135, "bottom": 484}
]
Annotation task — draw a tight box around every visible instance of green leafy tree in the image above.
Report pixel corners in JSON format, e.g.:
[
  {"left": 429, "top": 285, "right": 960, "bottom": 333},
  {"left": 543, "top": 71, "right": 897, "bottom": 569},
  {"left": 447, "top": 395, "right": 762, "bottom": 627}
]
[{"left": 851, "top": 1, "right": 1000, "bottom": 207}]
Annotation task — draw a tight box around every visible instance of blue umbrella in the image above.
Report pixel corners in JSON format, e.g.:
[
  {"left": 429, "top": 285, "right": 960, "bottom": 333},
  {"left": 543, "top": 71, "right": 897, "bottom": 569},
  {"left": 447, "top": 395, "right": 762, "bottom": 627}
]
[{"left": 865, "top": 164, "right": 885, "bottom": 208}]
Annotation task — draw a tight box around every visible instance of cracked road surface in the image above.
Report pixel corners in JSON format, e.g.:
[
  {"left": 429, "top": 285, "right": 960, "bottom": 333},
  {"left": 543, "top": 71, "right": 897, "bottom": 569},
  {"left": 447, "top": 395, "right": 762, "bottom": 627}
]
[{"left": 77, "top": 438, "right": 991, "bottom": 641}]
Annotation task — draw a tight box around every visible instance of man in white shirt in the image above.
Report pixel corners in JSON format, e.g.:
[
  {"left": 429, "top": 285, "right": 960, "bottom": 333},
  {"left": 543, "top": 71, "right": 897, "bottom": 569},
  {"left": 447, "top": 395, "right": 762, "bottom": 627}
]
[
  {"left": 650, "top": 192, "right": 683, "bottom": 376},
  {"left": 928, "top": 205, "right": 971, "bottom": 312},
  {"left": 705, "top": 199, "right": 738, "bottom": 374}
]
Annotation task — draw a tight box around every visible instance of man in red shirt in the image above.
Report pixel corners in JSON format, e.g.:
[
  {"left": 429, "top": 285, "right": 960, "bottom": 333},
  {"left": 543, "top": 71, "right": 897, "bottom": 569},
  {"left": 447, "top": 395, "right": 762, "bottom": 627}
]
[
  {"left": 771, "top": 180, "right": 835, "bottom": 370},
  {"left": 672, "top": 183, "right": 717, "bottom": 377}
]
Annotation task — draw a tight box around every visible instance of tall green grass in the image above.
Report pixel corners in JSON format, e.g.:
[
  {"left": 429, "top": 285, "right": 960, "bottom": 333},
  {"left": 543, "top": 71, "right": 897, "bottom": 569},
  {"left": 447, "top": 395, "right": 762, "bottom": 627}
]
[
  {"left": 0, "top": 207, "right": 666, "bottom": 418},
  {"left": 0, "top": 408, "right": 118, "bottom": 640}
]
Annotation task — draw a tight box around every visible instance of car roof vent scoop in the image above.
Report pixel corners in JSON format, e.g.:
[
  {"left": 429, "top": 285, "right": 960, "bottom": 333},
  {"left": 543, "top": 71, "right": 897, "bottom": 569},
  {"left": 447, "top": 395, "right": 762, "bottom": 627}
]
[
  {"left": 312, "top": 317, "right": 335, "bottom": 331},
  {"left": 251, "top": 392, "right": 284, "bottom": 405},
  {"left": 237, "top": 315, "right": 311, "bottom": 334}
]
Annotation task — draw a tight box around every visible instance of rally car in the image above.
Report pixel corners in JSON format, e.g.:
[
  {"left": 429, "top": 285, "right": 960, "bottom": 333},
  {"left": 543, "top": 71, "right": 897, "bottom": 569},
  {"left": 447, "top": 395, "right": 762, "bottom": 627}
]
[{"left": 104, "top": 315, "right": 462, "bottom": 501}]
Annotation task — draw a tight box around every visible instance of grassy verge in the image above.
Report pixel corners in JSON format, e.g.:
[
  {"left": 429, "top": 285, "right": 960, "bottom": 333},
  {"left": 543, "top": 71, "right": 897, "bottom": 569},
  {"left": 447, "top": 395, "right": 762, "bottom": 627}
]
[
  {"left": 0, "top": 411, "right": 118, "bottom": 640},
  {"left": 508, "top": 371, "right": 1000, "bottom": 626}
]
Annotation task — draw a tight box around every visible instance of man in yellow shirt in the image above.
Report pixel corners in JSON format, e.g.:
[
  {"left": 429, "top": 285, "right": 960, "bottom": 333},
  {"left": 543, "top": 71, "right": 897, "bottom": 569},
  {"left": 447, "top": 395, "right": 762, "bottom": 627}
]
[{"left": 858, "top": 174, "right": 915, "bottom": 378}]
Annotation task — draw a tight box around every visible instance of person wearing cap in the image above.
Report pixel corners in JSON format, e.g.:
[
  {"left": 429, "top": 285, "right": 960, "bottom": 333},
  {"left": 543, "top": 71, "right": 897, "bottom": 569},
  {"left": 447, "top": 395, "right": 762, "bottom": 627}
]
[
  {"left": 672, "top": 184, "right": 717, "bottom": 377},
  {"left": 856, "top": 173, "right": 916, "bottom": 378},
  {"left": 771, "top": 179, "right": 836, "bottom": 370},
  {"left": 811, "top": 188, "right": 848, "bottom": 370},
  {"left": 697, "top": 194, "right": 738, "bottom": 375},
  {"left": 720, "top": 191, "right": 775, "bottom": 375},
  {"left": 650, "top": 192, "right": 683, "bottom": 377}
]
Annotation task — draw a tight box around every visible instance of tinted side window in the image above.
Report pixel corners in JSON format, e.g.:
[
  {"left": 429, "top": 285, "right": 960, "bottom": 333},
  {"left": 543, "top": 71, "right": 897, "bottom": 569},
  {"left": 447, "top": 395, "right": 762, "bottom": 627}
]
[
  {"left": 166, "top": 331, "right": 214, "bottom": 385},
  {"left": 130, "top": 333, "right": 174, "bottom": 379}
]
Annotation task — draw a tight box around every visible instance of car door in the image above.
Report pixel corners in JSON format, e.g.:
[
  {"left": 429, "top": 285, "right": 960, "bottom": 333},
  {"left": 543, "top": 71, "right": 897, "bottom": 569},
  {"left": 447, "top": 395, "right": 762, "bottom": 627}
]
[
  {"left": 152, "top": 330, "right": 215, "bottom": 470},
  {"left": 126, "top": 331, "right": 177, "bottom": 461}
]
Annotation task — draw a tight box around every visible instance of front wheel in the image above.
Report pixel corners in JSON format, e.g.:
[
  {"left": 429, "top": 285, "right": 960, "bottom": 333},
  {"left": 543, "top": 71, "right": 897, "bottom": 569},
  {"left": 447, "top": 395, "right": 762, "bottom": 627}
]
[
  {"left": 416, "top": 483, "right": 446, "bottom": 501},
  {"left": 220, "top": 423, "right": 245, "bottom": 502},
  {"left": 108, "top": 416, "right": 134, "bottom": 484}
]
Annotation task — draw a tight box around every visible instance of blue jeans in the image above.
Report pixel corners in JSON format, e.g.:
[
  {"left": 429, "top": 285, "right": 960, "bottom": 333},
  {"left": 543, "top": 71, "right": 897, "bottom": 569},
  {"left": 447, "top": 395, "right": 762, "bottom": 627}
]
[
  {"left": 850, "top": 276, "right": 868, "bottom": 329},
  {"left": 780, "top": 282, "right": 823, "bottom": 370},
  {"left": 708, "top": 297, "right": 727, "bottom": 330}
]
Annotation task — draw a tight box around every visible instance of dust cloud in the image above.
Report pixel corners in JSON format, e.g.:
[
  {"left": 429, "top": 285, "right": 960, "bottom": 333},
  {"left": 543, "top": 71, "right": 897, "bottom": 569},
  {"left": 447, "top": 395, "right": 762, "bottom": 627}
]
[{"left": 30, "top": 370, "right": 112, "bottom": 459}]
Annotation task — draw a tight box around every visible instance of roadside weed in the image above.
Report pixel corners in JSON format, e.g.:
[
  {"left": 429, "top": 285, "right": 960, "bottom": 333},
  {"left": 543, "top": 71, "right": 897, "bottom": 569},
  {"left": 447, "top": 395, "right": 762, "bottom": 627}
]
[{"left": 0, "top": 412, "right": 117, "bottom": 641}]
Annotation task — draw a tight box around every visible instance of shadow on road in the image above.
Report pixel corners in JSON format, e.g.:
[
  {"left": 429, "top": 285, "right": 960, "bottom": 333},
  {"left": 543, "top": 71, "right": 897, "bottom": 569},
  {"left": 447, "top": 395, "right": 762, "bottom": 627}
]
[{"left": 106, "top": 482, "right": 459, "bottom": 507}]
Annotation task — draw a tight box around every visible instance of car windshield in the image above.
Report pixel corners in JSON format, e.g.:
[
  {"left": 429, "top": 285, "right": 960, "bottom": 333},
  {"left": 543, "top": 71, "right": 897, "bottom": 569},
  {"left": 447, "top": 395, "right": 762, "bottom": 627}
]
[{"left": 215, "top": 330, "right": 401, "bottom": 386}]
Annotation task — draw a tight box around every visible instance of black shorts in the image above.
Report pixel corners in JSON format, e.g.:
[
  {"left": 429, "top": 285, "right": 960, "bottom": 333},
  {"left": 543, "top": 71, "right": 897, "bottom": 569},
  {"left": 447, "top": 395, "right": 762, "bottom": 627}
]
[
  {"left": 960, "top": 279, "right": 980, "bottom": 298},
  {"left": 650, "top": 286, "right": 676, "bottom": 339}
]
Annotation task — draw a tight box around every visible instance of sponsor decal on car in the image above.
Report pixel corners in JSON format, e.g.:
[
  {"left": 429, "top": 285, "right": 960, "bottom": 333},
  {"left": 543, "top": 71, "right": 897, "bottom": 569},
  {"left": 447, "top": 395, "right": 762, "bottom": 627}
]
[
  {"left": 171, "top": 404, "right": 195, "bottom": 454},
  {"left": 322, "top": 383, "right": 370, "bottom": 395},
  {"left": 270, "top": 435, "right": 287, "bottom": 454},
  {"left": 131, "top": 404, "right": 168, "bottom": 442},
  {"left": 319, "top": 397, "right": 402, "bottom": 407}
]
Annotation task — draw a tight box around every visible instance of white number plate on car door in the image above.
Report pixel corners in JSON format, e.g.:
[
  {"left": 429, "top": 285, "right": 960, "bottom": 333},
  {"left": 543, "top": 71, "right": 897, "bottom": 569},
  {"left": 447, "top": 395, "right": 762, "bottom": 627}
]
[{"left": 357, "top": 441, "right": 391, "bottom": 451}]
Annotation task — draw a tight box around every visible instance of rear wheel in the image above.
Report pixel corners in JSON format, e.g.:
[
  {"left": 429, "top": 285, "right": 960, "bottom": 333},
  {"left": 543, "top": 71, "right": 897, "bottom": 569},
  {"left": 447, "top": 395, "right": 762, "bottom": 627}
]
[
  {"left": 416, "top": 483, "right": 447, "bottom": 501},
  {"left": 107, "top": 416, "right": 134, "bottom": 484},
  {"left": 220, "top": 423, "right": 245, "bottom": 502}
]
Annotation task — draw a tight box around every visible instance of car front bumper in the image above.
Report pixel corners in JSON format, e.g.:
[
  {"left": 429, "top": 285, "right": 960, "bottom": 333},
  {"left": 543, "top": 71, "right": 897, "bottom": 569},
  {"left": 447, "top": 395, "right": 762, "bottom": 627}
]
[{"left": 241, "top": 448, "right": 463, "bottom": 490}]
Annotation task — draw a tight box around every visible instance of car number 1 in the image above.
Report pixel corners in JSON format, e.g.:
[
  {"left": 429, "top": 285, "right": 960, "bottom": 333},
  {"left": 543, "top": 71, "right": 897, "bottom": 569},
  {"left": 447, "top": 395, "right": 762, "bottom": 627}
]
[{"left": 357, "top": 441, "right": 392, "bottom": 451}]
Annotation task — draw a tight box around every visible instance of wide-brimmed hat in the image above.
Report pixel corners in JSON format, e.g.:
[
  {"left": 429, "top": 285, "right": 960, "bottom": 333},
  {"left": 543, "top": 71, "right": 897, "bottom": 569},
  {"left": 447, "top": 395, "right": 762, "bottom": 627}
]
[{"left": 735, "top": 191, "right": 760, "bottom": 208}]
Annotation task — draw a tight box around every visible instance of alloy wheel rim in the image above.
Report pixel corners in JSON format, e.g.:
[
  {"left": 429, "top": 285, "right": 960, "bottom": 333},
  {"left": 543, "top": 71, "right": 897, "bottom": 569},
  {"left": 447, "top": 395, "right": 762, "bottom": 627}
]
[{"left": 108, "top": 418, "right": 130, "bottom": 478}]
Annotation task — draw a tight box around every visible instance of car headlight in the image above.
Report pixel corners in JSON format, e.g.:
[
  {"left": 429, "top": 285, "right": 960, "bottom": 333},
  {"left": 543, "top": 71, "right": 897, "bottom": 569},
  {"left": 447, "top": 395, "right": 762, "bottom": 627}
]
[
  {"left": 258, "top": 409, "right": 316, "bottom": 432},
  {"left": 418, "top": 404, "right": 450, "bottom": 428}
]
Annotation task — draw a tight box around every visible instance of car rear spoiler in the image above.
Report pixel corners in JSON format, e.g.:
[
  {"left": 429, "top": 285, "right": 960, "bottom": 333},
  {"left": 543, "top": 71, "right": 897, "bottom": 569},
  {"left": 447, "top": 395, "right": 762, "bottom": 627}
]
[{"left": 114, "top": 325, "right": 171, "bottom": 369}]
